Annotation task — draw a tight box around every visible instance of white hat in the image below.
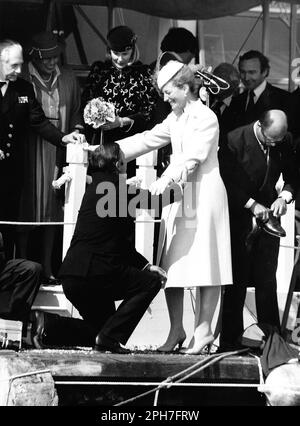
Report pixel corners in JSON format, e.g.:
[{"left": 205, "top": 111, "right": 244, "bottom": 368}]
[{"left": 157, "top": 60, "right": 184, "bottom": 90}]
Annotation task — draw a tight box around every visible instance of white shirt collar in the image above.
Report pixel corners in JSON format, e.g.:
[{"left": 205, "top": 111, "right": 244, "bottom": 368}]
[
  {"left": 253, "top": 121, "right": 268, "bottom": 154},
  {"left": 0, "top": 80, "right": 9, "bottom": 95},
  {"left": 252, "top": 79, "right": 267, "bottom": 101}
]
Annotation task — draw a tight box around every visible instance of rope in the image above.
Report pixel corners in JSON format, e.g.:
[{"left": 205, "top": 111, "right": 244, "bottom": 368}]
[
  {"left": 55, "top": 380, "right": 263, "bottom": 388},
  {"left": 0, "top": 220, "right": 162, "bottom": 226},
  {"left": 280, "top": 244, "right": 300, "bottom": 251},
  {"left": 114, "top": 349, "right": 249, "bottom": 406}
]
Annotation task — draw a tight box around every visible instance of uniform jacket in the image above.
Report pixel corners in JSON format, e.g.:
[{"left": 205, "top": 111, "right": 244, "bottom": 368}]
[{"left": 0, "top": 78, "right": 63, "bottom": 195}]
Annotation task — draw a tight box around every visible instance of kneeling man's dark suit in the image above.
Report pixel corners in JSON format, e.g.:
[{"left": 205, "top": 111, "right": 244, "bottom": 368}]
[{"left": 59, "top": 171, "right": 165, "bottom": 347}]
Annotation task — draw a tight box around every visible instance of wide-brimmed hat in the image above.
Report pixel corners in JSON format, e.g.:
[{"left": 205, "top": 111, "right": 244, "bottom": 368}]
[
  {"left": 29, "top": 31, "right": 61, "bottom": 60},
  {"left": 106, "top": 26, "right": 137, "bottom": 52},
  {"left": 157, "top": 60, "right": 184, "bottom": 90}
]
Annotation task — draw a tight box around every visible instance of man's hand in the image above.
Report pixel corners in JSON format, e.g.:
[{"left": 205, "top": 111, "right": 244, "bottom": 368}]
[
  {"left": 250, "top": 201, "right": 270, "bottom": 221},
  {"left": 270, "top": 198, "right": 287, "bottom": 218},
  {"left": 150, "top": 176, "right": 173, "bottom": 195},
  {"left": 146, "top": 265, "right": 167, "bottom": 288},
  {"left": 62, "top": 131, "right": 86, "bottom": 145}
]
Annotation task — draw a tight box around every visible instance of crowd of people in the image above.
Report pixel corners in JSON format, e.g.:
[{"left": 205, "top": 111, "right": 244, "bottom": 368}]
[{"left": 0, "top": 25, "right": 299, "bottom": 355}]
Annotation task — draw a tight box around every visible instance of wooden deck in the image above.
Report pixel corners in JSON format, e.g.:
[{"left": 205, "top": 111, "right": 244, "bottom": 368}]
[{"left": 0, "top": 348, "right": 265, "bottom": 406}]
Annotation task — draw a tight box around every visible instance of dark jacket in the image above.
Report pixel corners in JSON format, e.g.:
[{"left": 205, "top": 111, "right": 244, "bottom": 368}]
[
  {"left": 0, "top": 233, "right": 5, "bottom": 273},
  {"left": 0, "top": 78, "right": 64, "bottom": 212},
  {"left": 219, "top": 124, "right": 298, "bottom": 213},
  {"left": 219, "top": 123, "right": 299, "bottom": 284},
  {"left": 226, "top": 82, "right": 292, "bottom": 131},
  {"left": 59, "top": 171, "right": 149, "bottom": 278},
  {"left": 59, "top": 170, "right": 181, "bottom": 278}
]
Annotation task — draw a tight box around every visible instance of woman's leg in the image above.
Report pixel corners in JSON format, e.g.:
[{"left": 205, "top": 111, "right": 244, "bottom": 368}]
[
  {"left": 184, "top": 286, "right": 220, "bottom": 354},
  {"left": 157, "top": 287, "right": 186, "bottom": 352}
]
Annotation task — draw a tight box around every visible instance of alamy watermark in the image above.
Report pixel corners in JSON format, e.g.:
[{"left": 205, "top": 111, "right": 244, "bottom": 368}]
[
  {"left": 95, "top": 176, "right": 199, "bottom": 226},
  {"left": 291, "top": 58, "right": 300, "bottom": 84}
]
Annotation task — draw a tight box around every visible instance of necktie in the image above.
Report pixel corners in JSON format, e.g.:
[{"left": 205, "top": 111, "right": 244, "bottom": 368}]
[{"left": 245, "top": 90, "right": 255, "bottom": 113}]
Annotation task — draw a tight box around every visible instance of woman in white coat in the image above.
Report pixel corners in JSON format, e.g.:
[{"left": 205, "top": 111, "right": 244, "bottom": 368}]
[{"left": 118, "top": 61, "right": 232, "bottom": 354}]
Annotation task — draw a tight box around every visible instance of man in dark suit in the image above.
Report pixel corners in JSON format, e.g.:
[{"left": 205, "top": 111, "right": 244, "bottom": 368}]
[
  {"left": 0, "top": 231, "right": 42, "bottom": 329},
  {"left": 0, "top": 39, "right": 84, "bottom": 258},
  {"left": 59, "top": 143, "right": 169, "bottom": 353},
  {"left": 210, "top": 62, "right": 240, "bottom": 146},
  {"left": 219, "top": 109, "right": 299, "bottom": 351},
  {"left": 226, "top": 50, "right": 292, "bottom": 132}
]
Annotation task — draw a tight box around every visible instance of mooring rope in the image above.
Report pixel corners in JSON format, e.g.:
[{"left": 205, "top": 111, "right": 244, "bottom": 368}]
[
  {"left": 0, "top": 220, "right": 162, "bottom": 225},
  {"left": 114, "top": 349, "right": 249, "bottom": 406}
]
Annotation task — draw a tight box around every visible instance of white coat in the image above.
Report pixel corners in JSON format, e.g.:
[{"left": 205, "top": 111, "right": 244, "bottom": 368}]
[{"left": 118, "top": 100, "right": 232, "bottom": 287}]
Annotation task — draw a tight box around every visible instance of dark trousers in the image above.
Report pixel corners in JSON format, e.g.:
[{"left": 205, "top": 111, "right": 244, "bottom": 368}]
[
  {"left": 0, "top": 186, "right": 21, "bottom": 259},
  {"left": 0, "top": 259, "right": 42, "bottom": 321},
  {"left": 221, "top": 231, "right": 280, "bottom": 346},
  {"left": 62, "top": 265, "right": 161, "bottom": 345}
]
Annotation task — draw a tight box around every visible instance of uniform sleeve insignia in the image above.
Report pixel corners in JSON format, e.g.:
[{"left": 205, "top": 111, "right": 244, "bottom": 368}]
[{"left": 18, "top": 96, "right": 28, "bottom": 103}]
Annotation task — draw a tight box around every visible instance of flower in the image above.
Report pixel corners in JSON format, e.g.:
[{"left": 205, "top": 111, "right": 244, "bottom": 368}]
[{"left": 83, "top": 97, "right": 116, "bottom": 129}]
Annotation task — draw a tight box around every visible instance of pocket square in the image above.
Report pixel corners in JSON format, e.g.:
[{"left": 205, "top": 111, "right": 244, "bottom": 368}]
[{"left": 18, "top": 96, "right": 28, "bottom": 103}]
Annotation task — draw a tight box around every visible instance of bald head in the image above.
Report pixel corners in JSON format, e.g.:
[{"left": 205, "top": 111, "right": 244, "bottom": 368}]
[{"left": 258, "top": 109, "right": 288, "bottom": 146}]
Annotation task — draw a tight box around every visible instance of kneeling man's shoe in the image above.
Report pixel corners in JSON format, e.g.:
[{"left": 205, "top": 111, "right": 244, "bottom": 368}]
[
  {"left": 257, "top": 212, "right": 286, "bottom": 238},
  {"left": 29, "top": 310, "right": 46, "bottom": 349},
  {"left": 94, "top": 334, "right": 130, "bottom": 354}
]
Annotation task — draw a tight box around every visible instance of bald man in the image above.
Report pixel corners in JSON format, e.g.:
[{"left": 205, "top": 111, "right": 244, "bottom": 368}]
[{"left": 219, "top": 109, "right": 299, "bottom": 351}]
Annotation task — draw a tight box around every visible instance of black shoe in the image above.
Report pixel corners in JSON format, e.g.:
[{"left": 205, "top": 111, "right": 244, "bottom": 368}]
[
  {"left": 94, "top": 334, "right": 130, "bottom": 354},
  {"left": 30, "top": 310, "right": 46, "bottom": 349},
  {"left": 257, "top": 212, "right": 286, "bottom": 238},
  {"left": 42, "top": 277, "right": 61, "bottom": 286}
]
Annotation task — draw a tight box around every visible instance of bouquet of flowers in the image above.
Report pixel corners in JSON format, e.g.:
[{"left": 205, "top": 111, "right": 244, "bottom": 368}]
[
  {"left": 83, "top": 97, "right": 116, "bottom": 145},
  {"left": 83, "top": 97, "right": 116, "bottom": 129}
]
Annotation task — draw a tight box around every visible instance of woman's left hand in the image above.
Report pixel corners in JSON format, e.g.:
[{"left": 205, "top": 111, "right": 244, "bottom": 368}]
[{"left": 150, "top": 176, "right": 173, "bottom": 195}]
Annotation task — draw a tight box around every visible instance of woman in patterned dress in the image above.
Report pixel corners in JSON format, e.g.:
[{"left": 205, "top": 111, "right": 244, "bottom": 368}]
[{"left": 81, "top": 25, "right": 157, "bottom": 177}]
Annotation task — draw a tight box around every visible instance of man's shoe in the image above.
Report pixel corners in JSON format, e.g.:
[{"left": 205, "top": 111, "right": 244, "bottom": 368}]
[
  {"left": 94, "top": 334, "right": 130, "bottom": 354},
  {"left": 257, "top": 212, "right": 286, "bottom": 238},
  {"left": 29, "top": 310, "right": 46, "bottom": 349}
]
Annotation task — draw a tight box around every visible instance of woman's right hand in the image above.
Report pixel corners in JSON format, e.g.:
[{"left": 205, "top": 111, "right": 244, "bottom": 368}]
[{"left": 149, "top": 176, "right": 173, "bottom": 195}]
